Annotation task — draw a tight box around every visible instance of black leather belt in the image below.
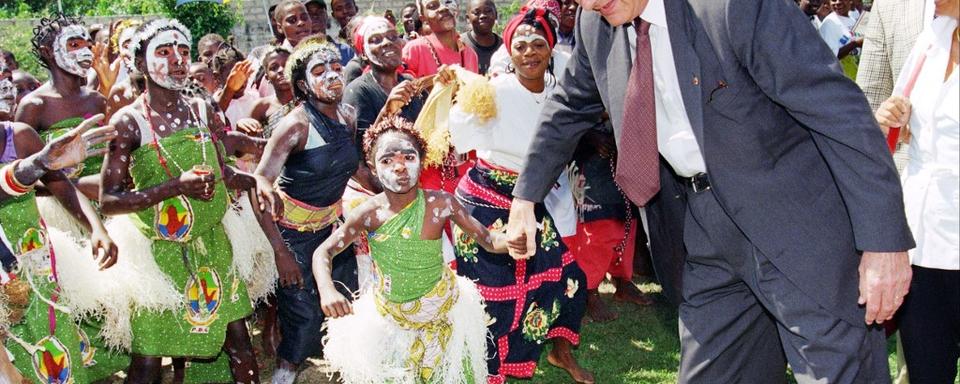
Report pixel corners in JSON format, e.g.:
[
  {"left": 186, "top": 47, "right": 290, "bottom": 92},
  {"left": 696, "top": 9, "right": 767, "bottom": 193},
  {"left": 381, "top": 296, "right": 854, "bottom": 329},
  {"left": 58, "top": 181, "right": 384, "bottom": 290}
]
[{"left": 677, "top": 173, "right": 711, "bottom": 193}]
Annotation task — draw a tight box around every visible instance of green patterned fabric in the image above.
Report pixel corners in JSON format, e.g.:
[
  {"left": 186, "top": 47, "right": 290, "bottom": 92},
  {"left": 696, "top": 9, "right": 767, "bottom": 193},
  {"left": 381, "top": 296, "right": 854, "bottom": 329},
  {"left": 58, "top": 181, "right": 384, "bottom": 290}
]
[
  {"left": 369, "top": 190, "right": 444, "bottom": 303},
  {"left": 126, "top": 127, "right": 251, "bottom": 358},
  {"left": 0, "top": 191, "right": 126, "bottom": 382},
  {"left": 44, "top": 117, "right": 106, "bottom": 178}
]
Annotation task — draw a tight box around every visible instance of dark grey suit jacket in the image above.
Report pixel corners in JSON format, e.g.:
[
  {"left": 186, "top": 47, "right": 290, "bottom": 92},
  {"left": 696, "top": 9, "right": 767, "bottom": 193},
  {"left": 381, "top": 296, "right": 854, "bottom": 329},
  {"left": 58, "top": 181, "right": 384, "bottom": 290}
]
[{"left": 513, "top": 0, "right": 915, "bottom": 325}]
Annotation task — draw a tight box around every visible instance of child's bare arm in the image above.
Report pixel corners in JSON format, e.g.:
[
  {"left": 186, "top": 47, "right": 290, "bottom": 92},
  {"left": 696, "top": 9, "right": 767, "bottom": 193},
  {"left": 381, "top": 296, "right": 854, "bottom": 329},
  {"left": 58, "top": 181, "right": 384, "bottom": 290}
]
[
  {"left": 442, "top": 191, "right": 512, "bottom": 255},
  {"left": 312, "top": 201, "right": 376, "bottom": 318}
]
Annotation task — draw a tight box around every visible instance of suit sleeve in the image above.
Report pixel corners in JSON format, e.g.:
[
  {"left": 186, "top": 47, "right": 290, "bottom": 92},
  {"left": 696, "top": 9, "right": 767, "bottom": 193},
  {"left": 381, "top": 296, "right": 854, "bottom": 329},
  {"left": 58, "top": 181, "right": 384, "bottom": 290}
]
[
  {"left": 512, "top": 10, "right": 606, "bottom": 202},
  {"left": 726, "top": 0, "right": 914, "bottom": 252},
  {"left": 856, "top": 0, "right": 894, "bottom": 112}
]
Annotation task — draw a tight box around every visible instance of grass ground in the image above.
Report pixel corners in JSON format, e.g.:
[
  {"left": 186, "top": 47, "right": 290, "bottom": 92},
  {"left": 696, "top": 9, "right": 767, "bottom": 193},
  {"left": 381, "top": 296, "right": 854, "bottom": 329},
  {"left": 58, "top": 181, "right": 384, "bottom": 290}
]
[{"left": 134, "top": 281, "right": 952, "bottom": 384}]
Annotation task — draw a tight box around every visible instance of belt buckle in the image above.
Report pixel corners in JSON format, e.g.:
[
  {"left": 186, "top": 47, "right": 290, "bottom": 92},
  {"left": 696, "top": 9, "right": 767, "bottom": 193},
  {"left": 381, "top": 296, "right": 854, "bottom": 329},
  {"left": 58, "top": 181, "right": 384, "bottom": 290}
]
[{"left": 689, "top": 173, "right": 710, "bottom": 193}]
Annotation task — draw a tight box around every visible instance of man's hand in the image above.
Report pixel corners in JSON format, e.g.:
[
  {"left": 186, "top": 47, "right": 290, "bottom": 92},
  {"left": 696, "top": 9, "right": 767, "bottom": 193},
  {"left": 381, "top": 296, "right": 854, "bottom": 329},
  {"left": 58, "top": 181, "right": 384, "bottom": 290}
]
[
  {"left": 858, "top": 251, "right": 912, "bottom": 325},
  {"left": 224, "top": 60, "right": 253, "bottom": 94},
  {"left": 92, "top": 42, "right": 119, "bottom": 96},
  {"left": 506, "top": 198, "right": 538, "bottom": 259}
]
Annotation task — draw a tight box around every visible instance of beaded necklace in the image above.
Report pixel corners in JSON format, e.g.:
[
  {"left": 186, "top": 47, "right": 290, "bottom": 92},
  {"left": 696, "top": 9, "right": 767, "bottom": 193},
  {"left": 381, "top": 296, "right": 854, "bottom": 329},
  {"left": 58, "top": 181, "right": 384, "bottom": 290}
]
[{"left": 141, "top": 97, "right": 213, "bottom": 178}]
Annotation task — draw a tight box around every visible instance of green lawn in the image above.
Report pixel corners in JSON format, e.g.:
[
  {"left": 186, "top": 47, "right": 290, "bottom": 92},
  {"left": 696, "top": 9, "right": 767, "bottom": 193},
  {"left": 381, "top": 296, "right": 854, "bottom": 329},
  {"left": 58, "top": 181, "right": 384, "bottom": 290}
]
[{"left": 140, "top": 281, "right": 955, "bottom": 383}]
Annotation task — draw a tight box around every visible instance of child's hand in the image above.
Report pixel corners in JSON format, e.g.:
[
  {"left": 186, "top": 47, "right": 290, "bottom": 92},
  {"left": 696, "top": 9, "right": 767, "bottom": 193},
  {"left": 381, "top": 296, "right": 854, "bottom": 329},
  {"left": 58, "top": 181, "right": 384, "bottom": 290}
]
[{"left": 320, "top": 288, "right": 353, "bottom": 318}]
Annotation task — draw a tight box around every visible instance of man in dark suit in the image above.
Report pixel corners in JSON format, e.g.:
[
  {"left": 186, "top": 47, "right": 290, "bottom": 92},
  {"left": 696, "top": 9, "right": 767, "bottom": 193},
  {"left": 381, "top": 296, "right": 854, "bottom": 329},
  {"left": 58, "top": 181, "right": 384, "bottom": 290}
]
[{"left": 504, "top": 0, "right": 916, "bottom": 381}]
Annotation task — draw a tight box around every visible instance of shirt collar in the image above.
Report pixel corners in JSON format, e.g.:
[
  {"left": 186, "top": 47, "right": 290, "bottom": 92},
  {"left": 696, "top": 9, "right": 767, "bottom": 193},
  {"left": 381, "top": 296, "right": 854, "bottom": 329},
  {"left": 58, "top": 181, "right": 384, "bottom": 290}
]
[{"left": 639, "top": 0, "right": 667, "bottom": 28}]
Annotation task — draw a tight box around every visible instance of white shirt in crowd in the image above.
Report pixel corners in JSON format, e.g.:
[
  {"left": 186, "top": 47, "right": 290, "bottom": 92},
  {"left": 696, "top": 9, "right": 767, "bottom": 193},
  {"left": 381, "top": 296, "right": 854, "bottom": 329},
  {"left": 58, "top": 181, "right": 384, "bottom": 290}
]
[
  {"left": 449, "top": 72, "right": 577, "bottom": 237},
  {"left": 635, "top": 0, "right": 707, "bottom": 178},
  {"left": 818, "top": 12, "right": 858, "bottom": 55},
  {"left": 898, "top": 16, "right": 959, "bottom": 271}
]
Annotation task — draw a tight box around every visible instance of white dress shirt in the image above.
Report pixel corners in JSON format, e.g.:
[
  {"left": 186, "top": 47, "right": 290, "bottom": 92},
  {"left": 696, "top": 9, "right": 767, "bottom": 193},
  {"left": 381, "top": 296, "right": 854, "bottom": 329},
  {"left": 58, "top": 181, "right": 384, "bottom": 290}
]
[
  {"left": 633, "top": 0, "right": 707, "bottom": 178},
  {"left": 898, "top": 16, "right": 959, "bottom": 271}
]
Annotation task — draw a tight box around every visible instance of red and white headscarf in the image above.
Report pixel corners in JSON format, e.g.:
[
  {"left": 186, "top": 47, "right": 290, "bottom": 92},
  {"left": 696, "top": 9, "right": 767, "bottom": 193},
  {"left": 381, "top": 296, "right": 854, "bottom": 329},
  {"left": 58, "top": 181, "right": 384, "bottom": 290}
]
[
  {"left": 353, "top": 16, "right": 395, "bottom": 58},
  {"left": 502, "top": 7, "right": 557, "bottom": 55}
]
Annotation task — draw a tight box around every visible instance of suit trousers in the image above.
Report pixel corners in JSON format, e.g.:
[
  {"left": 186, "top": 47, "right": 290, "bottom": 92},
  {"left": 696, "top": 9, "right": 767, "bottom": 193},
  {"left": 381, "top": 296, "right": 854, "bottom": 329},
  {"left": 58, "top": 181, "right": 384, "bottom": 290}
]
[
  {"left": 898, "top": 266, "right": 960, "bottom": 384},
  {"left": 677, "top": 187, "right": 889, "bottom": 384}
]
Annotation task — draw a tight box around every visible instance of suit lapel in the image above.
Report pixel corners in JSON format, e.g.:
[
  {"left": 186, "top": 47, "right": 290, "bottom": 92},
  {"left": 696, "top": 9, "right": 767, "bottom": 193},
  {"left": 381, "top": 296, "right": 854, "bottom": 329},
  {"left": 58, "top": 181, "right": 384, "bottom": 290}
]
[
  {"left": 607, "top": 24, "right": 631, "bottom": 144},
  {"left": 663, "top": 0, "right": 704, "bottom": 142}
]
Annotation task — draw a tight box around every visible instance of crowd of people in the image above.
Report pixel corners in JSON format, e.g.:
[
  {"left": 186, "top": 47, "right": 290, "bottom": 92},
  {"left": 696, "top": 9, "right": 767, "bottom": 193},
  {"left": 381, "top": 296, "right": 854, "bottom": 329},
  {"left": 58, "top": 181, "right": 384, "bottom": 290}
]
[{"left": 0, "top": 0, "right": 955, "bottom": 382}]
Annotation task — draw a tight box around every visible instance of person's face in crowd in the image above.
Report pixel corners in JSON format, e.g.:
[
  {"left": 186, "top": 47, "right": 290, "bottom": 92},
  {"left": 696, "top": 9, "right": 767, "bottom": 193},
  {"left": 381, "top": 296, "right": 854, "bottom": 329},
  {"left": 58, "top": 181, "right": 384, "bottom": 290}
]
[
  {"left": 366, "top": 22, "right": 404, "bottom": 70},
  {"left": 370, "top": 131, "right": 422, "bottom": 194},
  {"left": 94, "top": 28, "right": 111, "bottom": 46},
  {"left": 143, "top": 29, "right": 192, "bottom": 90},
  {"left": 817, "top": 0, "right": 832, "bottom": 17},
  {"left": 278, "top": 3, "right": 314, "bottom": 45},
  {"left": 933, "top": 0, "right": 960, "bottom": 18},
  {"left": 198, "top": 39, "right": 224, "bottom": 66},
  {"left": 189, "top": 62, "right": 219, "bottom": 94},
  {"left": 799, "top": 0, "right": 823, "bottom": 16},
  {"left": 12, "top": 71, "right": 40, "bottom": 105},
  {"left": 0, "top": 53, "right": 16, "bottom": 71},
  {"left": 560, "top": 0, "right": 578, "bottom": 34},
  {"left": 576, "top": 0, "right": 647, "bottom": 27},
  {"left": 467, "top": 0, "right": 497, "bottom": 35},
  {"left": 331, "top": 0, "right": 359, "bottom": 27},
  {"left": 0, "top": 67, "right": 15, "bottom": 120},
  {"left": 384, "top": 10, "right": 398, "bottom": 26},
  {"left": 51, "top": 25, "right": 95, "bottom": 77},
  {"left": 830, "top": 0, "right": 850, "bottom": 16},
  {"left": 264, "top": 51, "right": 292, "bottom": 93},
  {"left": 305, "top": 2, "right": 329, "bottom": 35},
  {"left": 401, "top": 6, "right": 419, "bottom": 34},
  {"left": 420, "top": 0, "right": 459, "bottom": 34},
  {"left": 510, "top": 24, "right": 552, "bottom": 82},
  {"left": 303, "top": 54, "right": 345, "bottom": 103}
]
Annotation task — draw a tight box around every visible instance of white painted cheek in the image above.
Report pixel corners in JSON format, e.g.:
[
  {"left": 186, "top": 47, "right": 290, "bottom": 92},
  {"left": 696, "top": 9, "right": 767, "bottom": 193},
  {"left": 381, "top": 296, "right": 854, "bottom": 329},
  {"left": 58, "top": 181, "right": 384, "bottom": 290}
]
[{"left": 405, "top": 159, "right": 421, "bottom": 181}]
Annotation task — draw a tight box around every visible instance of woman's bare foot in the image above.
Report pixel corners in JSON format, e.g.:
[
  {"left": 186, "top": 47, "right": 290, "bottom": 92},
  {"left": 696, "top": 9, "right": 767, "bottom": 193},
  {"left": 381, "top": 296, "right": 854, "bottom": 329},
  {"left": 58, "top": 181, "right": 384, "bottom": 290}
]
[
  {"left": 586, "top": 290, "right": 618, "bottom": 322},
  {"left": 547, "top": 338, "right": 595, "bottom": 384},
  {"left": 613, "top": 278, "right": 654, "bottom": 306}
]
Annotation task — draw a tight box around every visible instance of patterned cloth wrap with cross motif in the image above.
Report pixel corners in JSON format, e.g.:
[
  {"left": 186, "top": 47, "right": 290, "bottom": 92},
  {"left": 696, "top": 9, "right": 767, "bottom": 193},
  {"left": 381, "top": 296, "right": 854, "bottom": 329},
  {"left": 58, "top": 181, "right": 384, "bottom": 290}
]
[
  {"left": 0, "top": 191, "right": 128, "bottom": 383},
  {"left": 323, "top": 190, "right": 489, "bottom": 384},
  {"left": 454, "top": 160, "right": 587, "bottom": 382},
  {"left": 124, "top": 126, "right": 252, "bottom": 358}
]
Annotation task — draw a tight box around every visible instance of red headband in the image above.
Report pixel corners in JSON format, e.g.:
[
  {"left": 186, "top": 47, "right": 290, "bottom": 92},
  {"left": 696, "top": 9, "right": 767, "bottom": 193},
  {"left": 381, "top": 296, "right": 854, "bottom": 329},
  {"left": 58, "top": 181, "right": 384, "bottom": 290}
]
[{"left": 503, "top": 7, "right": 556, "bottom": 55}]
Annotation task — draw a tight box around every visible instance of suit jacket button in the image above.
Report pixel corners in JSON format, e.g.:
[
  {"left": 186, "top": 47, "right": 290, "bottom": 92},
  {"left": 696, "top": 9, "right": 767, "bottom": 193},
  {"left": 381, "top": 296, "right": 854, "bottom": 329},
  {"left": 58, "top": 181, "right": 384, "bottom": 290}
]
[{"left": 692, "top": 76, "right": 700, "bottom": 86}]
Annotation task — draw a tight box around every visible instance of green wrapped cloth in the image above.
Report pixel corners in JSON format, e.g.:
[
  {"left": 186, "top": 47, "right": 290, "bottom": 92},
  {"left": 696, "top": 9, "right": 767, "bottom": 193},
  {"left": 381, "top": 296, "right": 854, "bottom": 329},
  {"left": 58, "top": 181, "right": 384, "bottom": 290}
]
[
  {"left": 0, "top": 191, "right": 126, "bottom": 383},
  {"left": 126, "top": 126, "right": 252, "bottom": 358},
  {"left": 369, "top": 190, "right": 444, "bottom": 303},
  {"left": 44, "top": 117, "right": 106, "bottom": 179}
]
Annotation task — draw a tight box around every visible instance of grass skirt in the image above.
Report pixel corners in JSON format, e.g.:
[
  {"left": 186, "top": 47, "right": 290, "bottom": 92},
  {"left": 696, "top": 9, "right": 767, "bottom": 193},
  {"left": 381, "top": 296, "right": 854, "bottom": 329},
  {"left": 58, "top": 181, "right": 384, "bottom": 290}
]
[{"left": 323, "top": 272, "right": 489, "bottom": 384}]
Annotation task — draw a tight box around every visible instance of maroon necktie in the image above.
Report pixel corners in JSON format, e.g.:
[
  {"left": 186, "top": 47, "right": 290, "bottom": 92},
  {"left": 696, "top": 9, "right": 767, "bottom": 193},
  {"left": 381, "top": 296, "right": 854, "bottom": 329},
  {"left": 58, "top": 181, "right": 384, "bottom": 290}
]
[{"left": 615, "top": 19, "right": 660, "bottom": 206}]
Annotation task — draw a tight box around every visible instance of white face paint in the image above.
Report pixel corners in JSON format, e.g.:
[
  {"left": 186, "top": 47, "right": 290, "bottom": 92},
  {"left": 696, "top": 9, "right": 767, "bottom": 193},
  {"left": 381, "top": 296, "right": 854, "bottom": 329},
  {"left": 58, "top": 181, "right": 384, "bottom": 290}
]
[
  {"left": 305, "top": 51, "right": 344, "bottom": 100},
  {"left": 118, "top": 26, "right": 138, "bottom": 69},
  {"left": 146, "top": 29, "right": 192, "bottom": 90},
  {"left": 511, "top": 34, "right": 548, "bottom": 46},
  {"left": 54, "top": 25, "right": 94, "bottom": 77},
  {"left": 373, "top": 133, "right": 421, "bottom": 193},
  {"left": 362, "top": 19, "right": 394, "bottom": 67},
  {"left": 0, "top": 79, "right": 16, "bottom": 116}
]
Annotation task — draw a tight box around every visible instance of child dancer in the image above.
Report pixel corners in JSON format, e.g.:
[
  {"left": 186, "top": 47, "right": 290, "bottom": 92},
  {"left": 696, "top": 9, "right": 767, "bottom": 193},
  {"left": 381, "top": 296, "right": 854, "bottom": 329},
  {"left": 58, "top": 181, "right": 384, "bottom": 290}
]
[{"left": 316, "top": 116, "right": 509, "bottom": 383}]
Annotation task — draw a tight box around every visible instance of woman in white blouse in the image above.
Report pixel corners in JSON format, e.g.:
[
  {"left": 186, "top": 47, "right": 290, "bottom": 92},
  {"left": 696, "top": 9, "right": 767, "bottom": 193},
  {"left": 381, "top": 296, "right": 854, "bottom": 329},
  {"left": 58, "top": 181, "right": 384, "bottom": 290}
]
[
  {"left": 443, "top": 8, "right": 594, "bottom": 383},
  {"left": 875, "top": 0, "right": 959, "bottom": 381}
]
